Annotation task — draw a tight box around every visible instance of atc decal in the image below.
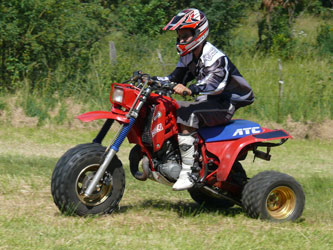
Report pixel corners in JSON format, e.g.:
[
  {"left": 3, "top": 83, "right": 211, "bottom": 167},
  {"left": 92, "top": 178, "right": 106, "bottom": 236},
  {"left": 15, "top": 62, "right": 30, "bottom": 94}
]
[{"left": 232, "top": 127, "right": 261, "bottom": 137}]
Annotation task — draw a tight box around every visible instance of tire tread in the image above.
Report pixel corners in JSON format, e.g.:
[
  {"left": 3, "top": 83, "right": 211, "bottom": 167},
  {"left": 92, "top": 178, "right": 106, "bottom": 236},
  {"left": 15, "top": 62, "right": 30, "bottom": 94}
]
[
  {"left": 51, "top": 143, "right": 125, "bottom": 216},
  {"left": 241, "top": 171, "right": 305, "bottom": 221}
]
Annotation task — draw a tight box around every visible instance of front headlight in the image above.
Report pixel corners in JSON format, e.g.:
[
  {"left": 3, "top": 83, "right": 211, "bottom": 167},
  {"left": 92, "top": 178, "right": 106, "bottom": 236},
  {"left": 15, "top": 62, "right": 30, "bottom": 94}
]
[{"left": 112, "top": 87, "right": 124, "bottom": 103}]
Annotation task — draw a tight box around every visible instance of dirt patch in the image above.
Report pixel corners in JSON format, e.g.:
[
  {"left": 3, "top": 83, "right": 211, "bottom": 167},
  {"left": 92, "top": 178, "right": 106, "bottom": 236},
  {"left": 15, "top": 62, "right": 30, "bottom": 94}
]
[
  {"left": 4, "top": 97, "right": 39, "bottom": 127},
  {"left": 261, "top": 116, "right": 333, "bottom": 140},
  {"left": 313, "top": 120, "right": 333, "bottom": 140},
  {"left": 0, "top": 96, "right": 99, "bottom": 129},
  {"left": 63, "top": 98, "right": 86, "bottom": 129},
  {"left": 1, "top": 97, "right": 332, "bottom": 139}
]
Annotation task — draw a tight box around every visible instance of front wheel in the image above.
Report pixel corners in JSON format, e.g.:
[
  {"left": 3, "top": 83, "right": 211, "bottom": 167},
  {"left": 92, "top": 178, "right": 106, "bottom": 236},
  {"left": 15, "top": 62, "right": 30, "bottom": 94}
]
[
  {"left": 241, "top": 171, "right": 305, "bottom": 221},
  {"left": 51, "top": 143, "right": 125, "bottom": 216}
]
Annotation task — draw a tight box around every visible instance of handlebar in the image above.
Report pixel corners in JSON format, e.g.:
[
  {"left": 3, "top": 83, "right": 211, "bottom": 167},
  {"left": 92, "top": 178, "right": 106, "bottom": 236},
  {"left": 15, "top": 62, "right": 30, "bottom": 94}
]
[{"left": 123, "top": 71, "right": 191, "bottom": 97}]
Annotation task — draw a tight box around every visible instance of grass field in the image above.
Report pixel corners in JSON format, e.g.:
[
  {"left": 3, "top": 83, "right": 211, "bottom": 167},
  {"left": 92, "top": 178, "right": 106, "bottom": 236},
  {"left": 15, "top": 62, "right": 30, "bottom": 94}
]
[{"left": 0, "top": 125, "right": 332, "bottom": 249}]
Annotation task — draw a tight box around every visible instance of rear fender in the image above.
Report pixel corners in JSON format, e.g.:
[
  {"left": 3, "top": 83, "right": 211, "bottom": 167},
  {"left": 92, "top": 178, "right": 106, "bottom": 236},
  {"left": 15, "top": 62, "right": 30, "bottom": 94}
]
[
  {"left": 77, "top": 111, "right": 129, "bottom": 123},
  {"left": 205, "top": 129, "right": 292, "bottom": 182}
]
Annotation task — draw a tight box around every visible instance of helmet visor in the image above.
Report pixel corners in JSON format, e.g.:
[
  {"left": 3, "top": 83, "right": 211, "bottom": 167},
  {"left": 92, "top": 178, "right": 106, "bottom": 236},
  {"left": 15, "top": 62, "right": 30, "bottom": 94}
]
[{"left": 163, "top": 14, "right": 187, "bottom": 31}]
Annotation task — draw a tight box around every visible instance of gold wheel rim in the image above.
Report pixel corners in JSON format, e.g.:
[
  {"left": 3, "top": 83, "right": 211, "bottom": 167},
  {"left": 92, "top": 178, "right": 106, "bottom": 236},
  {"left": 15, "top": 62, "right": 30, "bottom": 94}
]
[
  {"left": 75, "top": 164, "right": 113, "bottom": 206},
  {"left": 266, "top": 186, "right": 296, "bottom": 220}
]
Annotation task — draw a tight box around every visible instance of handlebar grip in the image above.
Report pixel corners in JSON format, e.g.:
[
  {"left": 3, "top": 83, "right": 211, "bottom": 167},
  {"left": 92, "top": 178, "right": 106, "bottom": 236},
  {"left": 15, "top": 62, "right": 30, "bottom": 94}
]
[{"left": 131, "top": 70, "right": 143, "bottom": 81}]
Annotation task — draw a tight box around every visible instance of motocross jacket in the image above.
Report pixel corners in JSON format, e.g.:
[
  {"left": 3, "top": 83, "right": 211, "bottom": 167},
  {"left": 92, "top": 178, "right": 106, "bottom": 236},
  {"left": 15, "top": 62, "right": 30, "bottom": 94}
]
[{"left": 166, "top": 42, "right": 254, "bottom": 108}]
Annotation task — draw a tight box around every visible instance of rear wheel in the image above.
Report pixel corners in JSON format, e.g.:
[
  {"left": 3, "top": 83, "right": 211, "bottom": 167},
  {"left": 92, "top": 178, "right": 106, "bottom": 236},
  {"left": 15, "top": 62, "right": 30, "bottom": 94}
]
[
  {"left": 51, "top": 143, "right": 125, "bottom": 216},
  {"left": 241, "top": 171, "right": 305, "bottom": 221}
]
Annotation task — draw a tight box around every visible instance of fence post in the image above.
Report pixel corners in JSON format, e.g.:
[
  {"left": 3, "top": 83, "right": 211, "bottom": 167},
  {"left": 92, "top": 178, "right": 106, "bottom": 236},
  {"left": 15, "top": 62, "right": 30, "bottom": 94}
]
[
  {"left": 109, "top": 41, "right": 117, "bottom": 64},
  {"left": 277, "top": 59, "right": 284, "bottom": 123},
  {"left": 156, "top": 49, "right": 166, "bottom": 76}
]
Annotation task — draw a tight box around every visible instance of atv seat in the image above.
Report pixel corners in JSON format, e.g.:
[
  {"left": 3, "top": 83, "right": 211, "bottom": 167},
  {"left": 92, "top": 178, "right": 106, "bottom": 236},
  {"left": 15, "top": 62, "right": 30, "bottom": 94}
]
[{"left": 198, "top": 119, "right": 262, "bottom": 142}]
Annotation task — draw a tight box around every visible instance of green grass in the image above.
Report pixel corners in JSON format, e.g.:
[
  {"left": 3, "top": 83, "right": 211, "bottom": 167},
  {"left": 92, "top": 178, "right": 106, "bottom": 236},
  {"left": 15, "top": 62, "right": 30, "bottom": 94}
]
[
  {"left": 0, "top": 125, "right": 332, "bottom": 249},
  {"left": 229, "top": 14, "right": 333, "bottom": 122},
  {"left": 232, "top": 54, "right": 333, "bottom": 122}
]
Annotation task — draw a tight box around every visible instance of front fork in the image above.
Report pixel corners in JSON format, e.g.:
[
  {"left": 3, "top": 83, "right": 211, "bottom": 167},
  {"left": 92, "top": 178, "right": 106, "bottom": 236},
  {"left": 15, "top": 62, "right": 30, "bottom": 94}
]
[
  {"left": 84, "top": 117, "right": 136, "bottom": 197},
  {"left": 84, "top": 84, "right": 152, "bottom": 197}
]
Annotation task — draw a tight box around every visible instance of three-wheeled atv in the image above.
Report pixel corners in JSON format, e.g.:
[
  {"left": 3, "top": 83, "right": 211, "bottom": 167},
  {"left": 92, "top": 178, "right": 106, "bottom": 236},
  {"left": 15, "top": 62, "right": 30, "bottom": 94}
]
[{"left": 51, "top": 72, "right": 305, "bottom": 221}]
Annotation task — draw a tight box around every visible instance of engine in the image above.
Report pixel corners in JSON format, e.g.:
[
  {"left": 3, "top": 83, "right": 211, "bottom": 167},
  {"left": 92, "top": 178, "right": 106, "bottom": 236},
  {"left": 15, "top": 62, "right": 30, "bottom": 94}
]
[
  {"left": 155, "top": 139, "right": 181, "bottom": 182},
  {"left": 129, "top": 138, "right": 182, "bottom": 183},
  {"left": 159, "top": 160, "right": 181, "bottom": 181}
]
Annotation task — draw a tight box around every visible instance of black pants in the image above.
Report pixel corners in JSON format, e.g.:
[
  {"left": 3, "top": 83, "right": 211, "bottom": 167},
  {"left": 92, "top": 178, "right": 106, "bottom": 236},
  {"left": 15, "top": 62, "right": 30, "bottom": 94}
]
[{"left": 176, "top": 98, "right": 236, "bottom": 129}]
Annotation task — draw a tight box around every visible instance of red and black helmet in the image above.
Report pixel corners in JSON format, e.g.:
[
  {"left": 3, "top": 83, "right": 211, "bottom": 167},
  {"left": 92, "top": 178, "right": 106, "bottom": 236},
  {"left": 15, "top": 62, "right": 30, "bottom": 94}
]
[{"left": 163, "top": 8, "right": 209, "bottom": 56}]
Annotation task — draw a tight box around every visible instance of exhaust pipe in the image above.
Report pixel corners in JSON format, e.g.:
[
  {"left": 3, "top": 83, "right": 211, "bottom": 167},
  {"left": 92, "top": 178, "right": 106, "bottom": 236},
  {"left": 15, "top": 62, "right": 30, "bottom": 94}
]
[
  {"left": 202, "top": 186, "right": 242, "bottom": 206},
  {"left": 129, "top": 145, "right": 150, "bottom": 181},
  {"left": 134, "top": 156, "right": 150, "bottom": 181}
]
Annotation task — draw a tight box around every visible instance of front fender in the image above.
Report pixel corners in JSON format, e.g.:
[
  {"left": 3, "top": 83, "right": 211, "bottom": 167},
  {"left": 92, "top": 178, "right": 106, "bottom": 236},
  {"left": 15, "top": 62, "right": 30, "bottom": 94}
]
[
  {"left": 205, "top": 129, "right": 292, "bottom": 182},
  {"left": 77, "top": 111, "right": 130, "bottom": 123}
]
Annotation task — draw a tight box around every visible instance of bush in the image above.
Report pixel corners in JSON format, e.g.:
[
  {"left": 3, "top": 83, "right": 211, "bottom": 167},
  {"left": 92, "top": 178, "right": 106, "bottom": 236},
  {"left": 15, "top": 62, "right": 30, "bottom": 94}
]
[
  {"left": 112, "top": 0, "right": 257, "bottom": 49},
  {"left": 306, "top": 0, "right": 333, "bottom": 14},
  {"left": 0, "top": 0, "right": 113, "bottom": 92},
  {"left": 187, "top": 0, "right": 258, "bottom": 48},
  {"left": 257, "top": 5, "right": 297, "bottom": 58},
  {"left": 316, "top": 24, "right": 333, "bottom": 56},
  {"left": 0, "top": 0, "right": 256, "bottom": 94},
  {"left": 115, "top": 0, "right": 172, "bottom": 36}
]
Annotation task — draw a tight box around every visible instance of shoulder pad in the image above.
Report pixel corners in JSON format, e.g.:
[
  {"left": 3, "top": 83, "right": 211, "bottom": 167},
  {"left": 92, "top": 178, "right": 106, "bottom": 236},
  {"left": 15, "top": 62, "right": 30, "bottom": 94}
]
[{"left": 201, "top": 42, "right": 225, "bottom": 67}]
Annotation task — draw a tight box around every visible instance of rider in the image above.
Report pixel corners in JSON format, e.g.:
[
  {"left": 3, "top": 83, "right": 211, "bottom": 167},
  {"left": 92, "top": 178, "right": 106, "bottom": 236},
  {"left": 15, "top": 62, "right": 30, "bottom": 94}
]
[{"left": 159, "top": 8, "right": 254, "bottom": 191}]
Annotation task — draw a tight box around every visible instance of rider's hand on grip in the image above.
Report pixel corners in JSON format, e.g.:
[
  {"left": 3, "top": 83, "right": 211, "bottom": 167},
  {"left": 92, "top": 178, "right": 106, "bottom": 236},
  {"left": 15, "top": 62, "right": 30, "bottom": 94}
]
[{"left": 173, "top": 83, "right": 192, "bottom": 97}]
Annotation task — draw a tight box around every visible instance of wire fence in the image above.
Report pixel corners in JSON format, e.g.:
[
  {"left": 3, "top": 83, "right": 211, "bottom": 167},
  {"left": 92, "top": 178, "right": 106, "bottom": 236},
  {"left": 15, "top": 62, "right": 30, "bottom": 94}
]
[
  {"left": 2, "top": 40, "right": 330, "bottom": 126},
  {"left": 106, "top": 41, "right": 333, "bottom": 123}
]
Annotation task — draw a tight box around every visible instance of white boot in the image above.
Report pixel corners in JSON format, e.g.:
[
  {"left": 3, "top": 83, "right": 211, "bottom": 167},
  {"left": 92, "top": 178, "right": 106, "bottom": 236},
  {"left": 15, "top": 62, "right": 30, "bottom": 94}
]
[{"left": 173, "top": 134, "right": 196, "bottom": 191}]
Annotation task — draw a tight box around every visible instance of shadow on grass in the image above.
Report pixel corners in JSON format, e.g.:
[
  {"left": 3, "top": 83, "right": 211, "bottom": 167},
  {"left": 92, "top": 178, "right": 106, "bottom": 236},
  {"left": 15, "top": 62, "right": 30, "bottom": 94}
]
[
  {"left": 116, "top": 199, "right": 244, "bottom": 218},
  {"left": 54, "top": 199, "right": 243, "bottom": 218}
]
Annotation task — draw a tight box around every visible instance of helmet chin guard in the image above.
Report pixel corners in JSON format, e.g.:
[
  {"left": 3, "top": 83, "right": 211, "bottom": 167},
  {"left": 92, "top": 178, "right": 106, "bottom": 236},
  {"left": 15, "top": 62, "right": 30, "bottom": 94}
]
[{"left": 163, "top": 8, "right": 209, "bottom": 56}]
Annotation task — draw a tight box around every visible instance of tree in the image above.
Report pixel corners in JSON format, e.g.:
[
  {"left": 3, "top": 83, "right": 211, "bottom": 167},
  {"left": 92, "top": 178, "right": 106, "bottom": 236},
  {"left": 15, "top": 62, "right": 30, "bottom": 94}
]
[
  {"left": 193, "top": 0, "right": 258, "bottom": 48},
  {"left": 257, "top": 0, "right": 304, "bottom": 57},
  {"left": 113, "top": 0, "right": 257, "bottom": 48}
]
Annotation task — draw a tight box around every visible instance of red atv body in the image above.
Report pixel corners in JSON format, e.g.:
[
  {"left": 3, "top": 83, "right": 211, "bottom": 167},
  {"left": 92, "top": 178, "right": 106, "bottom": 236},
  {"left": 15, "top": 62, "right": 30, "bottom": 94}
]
[{"left": 51, "top": 73, "right": 305, "bottom": 221}]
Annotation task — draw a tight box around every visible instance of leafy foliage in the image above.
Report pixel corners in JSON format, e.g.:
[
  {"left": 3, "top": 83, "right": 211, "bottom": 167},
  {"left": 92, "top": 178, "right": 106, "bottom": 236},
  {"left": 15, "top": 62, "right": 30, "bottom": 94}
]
[
  {"left": 0, "top": 0, "right": 113, "bottom": 91},
  {"left": 256, "top": 0, "right": 333, "bottom": 57},
  {"left": 114, "top": 0, "right": 257, "bottom": 48},
  {"left": 316, "top": 24, "right": 333, "bottom": 56},
  {"left": 0, "top": 0, "right": 256, "bottom": 93},
  {"left": 191, "top": 0, "right": 258, "bottom": 48},
  {"left": 257, "top": 1, "right": 300, "bottom": 58},
  {"left": 115, "top": 0, "right": 173, "bottom": 36},
  {"left": 306, "top": 0, "right": 333, "bottom": 14}
]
